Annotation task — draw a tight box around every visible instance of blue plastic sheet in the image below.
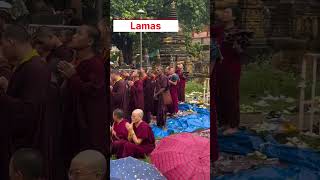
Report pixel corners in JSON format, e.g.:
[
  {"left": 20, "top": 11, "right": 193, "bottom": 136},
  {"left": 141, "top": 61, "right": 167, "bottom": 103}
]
[
  {"left": 218, "top": 130, "right": 264, "bottom": 155},
  {"left": 151, "top": 103, "right": 210, "bottom": 139},
  {"left": 217, "top": 129, "right": 320, "bottom": 179},
  {"left": 260, "top": 143, "right": 320, "bottom": 171},
  {"left": 216, "top": 165, "right": 320, "bottom": 180}
]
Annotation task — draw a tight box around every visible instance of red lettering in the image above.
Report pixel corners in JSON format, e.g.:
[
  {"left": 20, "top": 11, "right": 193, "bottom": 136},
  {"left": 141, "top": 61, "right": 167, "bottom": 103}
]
[
  {"left": 131, "top": 22, "right": 135, "bottom": 29},
  {"left": 130, "top": 22, "right": 162, "bottom": 30}
]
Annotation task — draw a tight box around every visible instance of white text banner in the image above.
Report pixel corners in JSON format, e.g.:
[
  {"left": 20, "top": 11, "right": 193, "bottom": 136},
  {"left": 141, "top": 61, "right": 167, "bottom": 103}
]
[{"left": 113, "top": 20, "right": 179, "bottom": 32}]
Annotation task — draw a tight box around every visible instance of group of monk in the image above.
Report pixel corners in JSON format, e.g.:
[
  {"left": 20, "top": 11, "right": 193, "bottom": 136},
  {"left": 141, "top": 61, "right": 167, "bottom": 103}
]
[
  {"left": 110, "top": 64, "right": 187, "bottom": 128},
  {"left": 0, "top": 18, "right": 109, "bottom": 180}
]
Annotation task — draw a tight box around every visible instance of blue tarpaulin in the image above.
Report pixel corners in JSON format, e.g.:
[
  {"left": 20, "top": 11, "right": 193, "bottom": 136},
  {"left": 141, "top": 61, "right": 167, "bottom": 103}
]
[
  {"left": 218, "top": 130, "right": 264, "bottom": 155},
  {"left": 151, "top": 103, "right": 210, "bottom": 139},
  {"left": 216, "top": 165, "right": 320, "bottom": 180},
  {"left": 217, "top": 130, "right": 320, "bottom": 179}
]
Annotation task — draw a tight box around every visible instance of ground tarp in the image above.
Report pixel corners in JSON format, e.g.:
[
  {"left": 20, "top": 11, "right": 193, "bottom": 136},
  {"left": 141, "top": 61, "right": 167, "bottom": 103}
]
[
  {"left": 217, "top": 130, "right": 320, "bottom": 179},
  {"left": 151, "top": 103, "right": 210, "bottom": 139},
  {"left": 216, "top": 165, "right": 320, "bottom": 180}
]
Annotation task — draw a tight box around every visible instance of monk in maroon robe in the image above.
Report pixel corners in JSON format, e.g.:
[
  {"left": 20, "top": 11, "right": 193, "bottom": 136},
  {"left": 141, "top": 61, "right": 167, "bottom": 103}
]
[
  {"left": 129, "top": 73, "right": 144, "bottom": 114},
  {"left": 168, "top": 67, "right": 179, "bottom": 114},
  {"left": 33, "top": 27, "right": 74, "bottom": 86},
  {"left": 143, "top": 70, "right": 156, "bottom": 123},
  {"left": 154, "top": 66, "right": 169, "bottom": 128},
  {"left": 176, "top": 64, "right": 187, "bottom": 102},
  {"left": 58, "top": 25, "right": 108, "bottom": 171},
  {"left": 214, "top": 7, "right": 245, "bottom": 135},
  {"left": 111, "top": 71, "right": 127, "bottom": 115},
  {"left": 112, "top": 109, "right": 155, "bottom": 159},
  {"left": 211, "top": 52, "right": 219, "bottom": 162},
  {"left": 111, "top": 109, "right": 129, "bottom": 142},
  {"left": 0, "top": 25, "right": 51, "bottom": 180}
]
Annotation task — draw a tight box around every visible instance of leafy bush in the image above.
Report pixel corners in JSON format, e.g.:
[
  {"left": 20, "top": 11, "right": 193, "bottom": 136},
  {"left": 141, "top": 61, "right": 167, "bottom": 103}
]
[
  {"left": 186, "top": 81, "right": 204, "bottom": 94},
  {"left": 240, "top": 62, "right": 298, "bottom": 104}
]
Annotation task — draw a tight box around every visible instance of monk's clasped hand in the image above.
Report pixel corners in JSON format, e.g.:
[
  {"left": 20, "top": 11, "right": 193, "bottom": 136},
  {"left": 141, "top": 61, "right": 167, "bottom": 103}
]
[{"left": 58, "top": 61, "right": 77, "bottom": 78}]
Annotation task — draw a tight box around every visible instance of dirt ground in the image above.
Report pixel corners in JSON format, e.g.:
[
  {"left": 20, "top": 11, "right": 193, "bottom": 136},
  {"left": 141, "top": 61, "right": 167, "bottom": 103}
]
[{"left": 241, "top": 113, "right": 320, "bottom": 131}]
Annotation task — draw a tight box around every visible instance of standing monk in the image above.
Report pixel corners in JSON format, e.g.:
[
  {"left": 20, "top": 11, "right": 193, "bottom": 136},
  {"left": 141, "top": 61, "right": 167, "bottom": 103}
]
[
  {"left": 176, "top": 63, "right": 187, "bottom": 102},
  {"left": 0, "top": 25, "right": 51, "bottom": 180},
  {"left": 168, "top": 67, "right": 179, "bottom": 115},
  {"left": 154, "top": 66, "right": 169, "bottom": 128},
  {"left": 129, "top": 72, "right": 144, "bottom": 114},
  {"left": 214, "top": 7, "right": 249, "bottom": 135},
  {"left": 33, "top": 27, "right": 75, "bottom": 180},
  {"left": 143, "top": 70, "right": 156, "bottom": 123},
  {"left": 58, "top": 25, "right": 108, "bottom": 171},
  {"left": 111, "top": 70, "right": 127, "bottom": 116},
  {"left": 33, "top": 27, "right": 74, "bottom": 85}
]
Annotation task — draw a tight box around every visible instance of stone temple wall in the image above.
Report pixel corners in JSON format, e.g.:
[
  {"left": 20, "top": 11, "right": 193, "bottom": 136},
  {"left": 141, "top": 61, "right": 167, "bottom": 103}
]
[{"left": 215, "top": 0, "right": 320, "bottom": 68}]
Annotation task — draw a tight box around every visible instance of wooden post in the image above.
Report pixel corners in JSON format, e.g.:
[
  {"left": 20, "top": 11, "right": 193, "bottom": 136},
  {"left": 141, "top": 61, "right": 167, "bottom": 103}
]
[
  {"left": 203, "top": 79, "right": 206, "bottom": 103},
  {"left": 310, "top": 56, "right": 317, "bottom": 132},
  {"left": 299, "top": 55, "right": 307, "bottom": 131}
]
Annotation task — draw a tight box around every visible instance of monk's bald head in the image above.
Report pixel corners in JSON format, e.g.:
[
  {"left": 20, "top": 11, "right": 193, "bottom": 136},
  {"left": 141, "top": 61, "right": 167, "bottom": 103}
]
[
  {"left": 10, "top": 148, "right": 44, "bottom": 180},
  {"left": 70, "top": 150, "right": 106, "bottom": 180},
  {"left": 131, "top": 109, "right": 143, "bottom": 123}
]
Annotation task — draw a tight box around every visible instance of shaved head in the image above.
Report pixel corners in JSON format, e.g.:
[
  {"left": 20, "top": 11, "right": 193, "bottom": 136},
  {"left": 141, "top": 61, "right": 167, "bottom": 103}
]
[
  {"left": 10, "top": 148, "right": 44, "bottom": 180},
  {"left": 132, "top": 109, "right": 144, "bottom": 119},
  {"left": 70, "top": 150, "right": 106, "bottom": 180}
]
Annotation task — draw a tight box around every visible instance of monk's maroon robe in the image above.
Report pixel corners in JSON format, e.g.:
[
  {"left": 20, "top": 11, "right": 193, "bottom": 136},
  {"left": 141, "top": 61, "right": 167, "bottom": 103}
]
[
  {"left": 168, "top": 74, "right": 179, "bottom": 114},
  {"left": 61, "top": 55, "right": 108, "bottom": 169},
  {"left": 129, "top": 79, "right": 144, "bottom": 113},
  {"left": 122, "top": 80, "right": 131, "bottom": 119},
  {"left": 111, "top": 79, "right": 126, "bottom": 114},
  {"left": 46, "top": 45, "right": 74, "bottom": 86},
  {"left": 112, "top": 119, "right": 129, "bottom": 141},
  {"left": 0, "top": 56, "right": 52, "bottom": 179},
  {"left": 112, "top": 121, "right": 155, "bottom": 158},
  {"left": 154, "top": 74, "right": 169, "bottom": 127},
  {"left": 211, "top": 62, "right": 218, "bottom": 162},
  {"left": 176, "top": 69, "right": 186, "bottom": 102},
  {"left": 214, "top": 25, "right": 241, "bottom": 128},
  {"left": 143, "top": 77, "right": 155, "bottom": 123}
]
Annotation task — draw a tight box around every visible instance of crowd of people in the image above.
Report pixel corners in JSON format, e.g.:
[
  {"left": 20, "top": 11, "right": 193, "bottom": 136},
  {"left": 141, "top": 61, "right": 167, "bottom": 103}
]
[
  {"left": 110, "top": 63, "right": 187, "bottom": 159},
  {"left": 110, "top": 64, "right": 187, "bottom": 127},
  {"left": 0, "top": 11, "right": 110, "bottom": 179}
]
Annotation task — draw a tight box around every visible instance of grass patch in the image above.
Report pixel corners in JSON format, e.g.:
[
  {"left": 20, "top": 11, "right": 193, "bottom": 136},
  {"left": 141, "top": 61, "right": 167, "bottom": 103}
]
[
  {"left": 186, "top": 81, "right": 204, "bottom": 94},
  {"left": 110, "top": 155, "right": 151, "bottom": 163},
  {"left": 240, "top": 62, "right": 320, "bottom": 112}
]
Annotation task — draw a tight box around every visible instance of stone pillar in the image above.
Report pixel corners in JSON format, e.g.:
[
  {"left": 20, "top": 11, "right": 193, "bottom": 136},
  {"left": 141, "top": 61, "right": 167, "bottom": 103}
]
[{"left": 240, "top": 0, "right": 266, "bottom": 42}]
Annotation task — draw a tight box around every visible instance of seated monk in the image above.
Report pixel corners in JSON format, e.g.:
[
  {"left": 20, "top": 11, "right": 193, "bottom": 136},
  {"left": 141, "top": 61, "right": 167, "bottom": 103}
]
[
  {"left": 112, "top": 109, "right": 155, "bottom": 159},
  {"left": 111, "top": 108, "right": 129, "bottom": 142}
]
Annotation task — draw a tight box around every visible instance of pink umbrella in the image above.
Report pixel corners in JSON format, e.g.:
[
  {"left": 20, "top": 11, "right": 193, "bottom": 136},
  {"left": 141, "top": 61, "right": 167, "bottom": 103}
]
[{"left": 150, "top": 133, "right": 210, "bottom": 180}]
